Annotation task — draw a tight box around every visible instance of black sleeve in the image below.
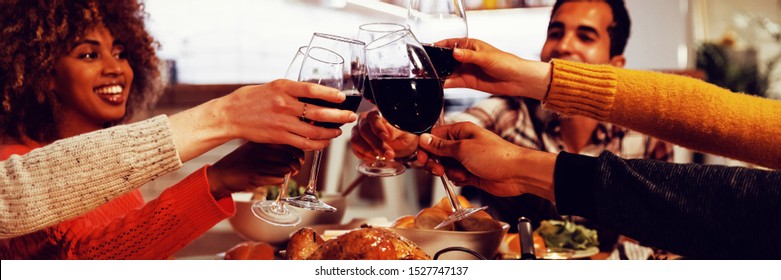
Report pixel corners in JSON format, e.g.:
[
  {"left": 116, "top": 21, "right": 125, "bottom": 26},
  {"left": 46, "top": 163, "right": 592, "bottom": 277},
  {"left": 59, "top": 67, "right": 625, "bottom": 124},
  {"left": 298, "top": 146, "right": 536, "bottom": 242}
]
[
  {"left": 554, "top": 151, "right": 781, "bottom": 259},
  {"left": 553, "top": 151, "right": 598, "bottom": 218}
]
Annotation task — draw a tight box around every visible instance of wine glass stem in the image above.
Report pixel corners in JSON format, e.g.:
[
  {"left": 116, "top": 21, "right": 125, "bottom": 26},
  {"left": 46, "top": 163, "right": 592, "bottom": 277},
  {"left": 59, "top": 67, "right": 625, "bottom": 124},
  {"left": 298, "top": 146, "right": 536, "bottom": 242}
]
[
  {"left": 274, "top": 172, "right": 292, "bottom": 212},
  {"left": 435, "top": 111, "right": 462, "bottom": 212},
  {"left": 304, "top": 149, "right": 324, "bottom": 196},
  {"left": 440, "top": 173, "right": 463, "bottom": 212}
]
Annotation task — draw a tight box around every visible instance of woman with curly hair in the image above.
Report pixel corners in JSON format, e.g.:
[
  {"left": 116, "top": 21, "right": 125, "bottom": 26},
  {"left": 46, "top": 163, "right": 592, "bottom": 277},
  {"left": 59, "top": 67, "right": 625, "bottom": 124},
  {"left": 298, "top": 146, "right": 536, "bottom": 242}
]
[{"left": 0, "top": 0, "right": 355, "bottom": 258}]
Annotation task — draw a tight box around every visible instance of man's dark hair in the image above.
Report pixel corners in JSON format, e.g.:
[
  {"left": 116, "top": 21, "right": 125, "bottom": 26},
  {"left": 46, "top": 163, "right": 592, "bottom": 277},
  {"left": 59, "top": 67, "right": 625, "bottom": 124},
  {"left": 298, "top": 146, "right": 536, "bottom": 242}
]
[{"left": 551, "top": 0, "right": 632, "bottom": 57}]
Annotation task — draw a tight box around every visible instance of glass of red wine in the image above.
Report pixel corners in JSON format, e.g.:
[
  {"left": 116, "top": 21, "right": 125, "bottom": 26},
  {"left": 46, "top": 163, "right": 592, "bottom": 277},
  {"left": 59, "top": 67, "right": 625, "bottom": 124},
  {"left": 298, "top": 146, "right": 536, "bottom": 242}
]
[
  {"left": 354, "top": 22, "right": 410, "bottom": 177},
  {"left": 407, "top": 0, "right": 467, "bottom": 83},
  {"left": 408, "top": 0, "right": 482, "bottom": 230},
  {"left": 251, "top": 46, "right": 311, "bottom": 226},
  {"left": 365, "top": 29, "right": 486, "bottom": 229},
  {"left": 285, "top": 33, "right": 365, "bottom": 212}
]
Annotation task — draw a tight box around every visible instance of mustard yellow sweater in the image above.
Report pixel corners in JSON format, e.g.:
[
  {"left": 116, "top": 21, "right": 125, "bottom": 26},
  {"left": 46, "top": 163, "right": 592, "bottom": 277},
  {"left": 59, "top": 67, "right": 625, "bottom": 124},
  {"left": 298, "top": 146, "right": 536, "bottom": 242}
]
[{"left": 545, "top": 59, "right": 781, "bottom": 169}]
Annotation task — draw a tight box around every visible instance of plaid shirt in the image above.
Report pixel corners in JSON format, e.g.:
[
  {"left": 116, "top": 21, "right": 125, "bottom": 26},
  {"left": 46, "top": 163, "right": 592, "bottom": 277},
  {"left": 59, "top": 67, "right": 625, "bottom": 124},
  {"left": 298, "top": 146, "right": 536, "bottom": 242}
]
[{"left": 447, "top": 96, "right": 673, "bottom": 161}]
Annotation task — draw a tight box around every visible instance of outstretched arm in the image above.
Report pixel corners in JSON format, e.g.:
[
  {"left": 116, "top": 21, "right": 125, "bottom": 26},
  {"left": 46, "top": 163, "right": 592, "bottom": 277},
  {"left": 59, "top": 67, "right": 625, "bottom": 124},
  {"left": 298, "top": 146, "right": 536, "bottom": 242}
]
[{"left": 439, "top": 38, "right": 781, "bottom": 169}]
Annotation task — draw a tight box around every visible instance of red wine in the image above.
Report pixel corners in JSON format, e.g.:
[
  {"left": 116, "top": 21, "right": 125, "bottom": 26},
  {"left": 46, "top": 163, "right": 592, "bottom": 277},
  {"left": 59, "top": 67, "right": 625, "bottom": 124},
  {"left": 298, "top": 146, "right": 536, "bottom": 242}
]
[
  {"left": 370, "top": 76, "right": 443, "bottom": 135},
  {"left": 299, "top": 94, "right": 362, "bottom": 128},
  {"left": 423, "top": 44, "right": 461, "bottom": 81},
  {"left": 362, "top": 76, "right": 374, "bottom": 104}
]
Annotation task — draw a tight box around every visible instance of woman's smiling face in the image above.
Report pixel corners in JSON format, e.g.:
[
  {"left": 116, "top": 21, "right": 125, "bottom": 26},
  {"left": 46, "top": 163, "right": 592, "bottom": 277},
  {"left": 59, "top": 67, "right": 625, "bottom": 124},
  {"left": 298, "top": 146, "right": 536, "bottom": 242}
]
[{"left": 52, "top": 25, "right": 133, "bottom": 135}]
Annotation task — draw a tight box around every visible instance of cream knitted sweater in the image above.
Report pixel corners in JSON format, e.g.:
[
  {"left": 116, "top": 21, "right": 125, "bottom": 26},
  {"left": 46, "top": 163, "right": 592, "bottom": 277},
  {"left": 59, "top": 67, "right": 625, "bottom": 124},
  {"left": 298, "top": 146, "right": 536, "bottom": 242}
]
[
  {"left": 0, "top": 115, "right": 182, "bottom": 238},
  {"left": 545, "top": 59, "right": 781, "bottom": 169}
]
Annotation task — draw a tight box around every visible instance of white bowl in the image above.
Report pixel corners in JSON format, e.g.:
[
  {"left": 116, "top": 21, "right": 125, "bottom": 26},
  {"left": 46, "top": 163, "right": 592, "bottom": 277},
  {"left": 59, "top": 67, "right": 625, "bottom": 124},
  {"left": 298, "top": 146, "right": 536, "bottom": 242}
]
[
  {"left": 388, "top": 222, "right": 510, "bottom": 260},
  {"left": 229, "top": 194, "right": 346, "bottom": 247}
]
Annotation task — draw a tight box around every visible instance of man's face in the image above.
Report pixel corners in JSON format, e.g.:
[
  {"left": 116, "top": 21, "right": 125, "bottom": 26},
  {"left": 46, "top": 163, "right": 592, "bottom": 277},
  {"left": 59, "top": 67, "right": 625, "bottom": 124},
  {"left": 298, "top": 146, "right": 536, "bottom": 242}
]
[{"left": 540, "top": 2, "right": 623, "bottom": 66}]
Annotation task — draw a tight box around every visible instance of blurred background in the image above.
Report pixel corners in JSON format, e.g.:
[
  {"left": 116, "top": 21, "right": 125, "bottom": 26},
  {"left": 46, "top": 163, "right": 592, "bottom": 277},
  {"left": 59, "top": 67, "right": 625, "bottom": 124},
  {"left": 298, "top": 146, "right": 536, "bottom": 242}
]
[{"left": 133, "top": 0, "right": 780, "bottom": 257}]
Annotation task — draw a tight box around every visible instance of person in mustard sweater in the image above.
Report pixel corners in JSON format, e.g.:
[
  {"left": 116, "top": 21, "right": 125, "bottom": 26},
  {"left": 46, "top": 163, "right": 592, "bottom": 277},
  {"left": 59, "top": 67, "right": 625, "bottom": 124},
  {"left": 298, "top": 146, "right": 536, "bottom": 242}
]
[
  {"left": 0, "top": 0, "right": 353, "bottom": 258},
  {"left": 439, "top": 37, "right": 781, "bottom": 169},
  {"left": 410, "top": 38, "right": 781, "bottom": 258}
]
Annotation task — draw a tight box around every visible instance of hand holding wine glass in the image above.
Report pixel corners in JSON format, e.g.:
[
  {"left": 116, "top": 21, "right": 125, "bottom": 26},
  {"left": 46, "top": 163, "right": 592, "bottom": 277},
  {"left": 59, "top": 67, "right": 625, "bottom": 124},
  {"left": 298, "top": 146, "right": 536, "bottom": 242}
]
[
  {"left": 354, "top": 22, "right": 410, "bottom": 177},
  {"left": 365, "top": 29, "right": 486, "bottom": 229},
  {"left": 285, "top": 33, "right": 365, "bottom": 212},
  {"left": 251, "top": 46, "right": 311, "bottom": 226}
]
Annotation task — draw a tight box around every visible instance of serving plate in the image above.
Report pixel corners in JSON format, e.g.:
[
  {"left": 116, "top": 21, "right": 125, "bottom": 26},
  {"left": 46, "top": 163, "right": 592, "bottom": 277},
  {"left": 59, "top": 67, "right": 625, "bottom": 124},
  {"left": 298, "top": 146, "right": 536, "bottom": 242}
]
[{"left": 572, "top": 246, "right": 599, "bottom": 259}]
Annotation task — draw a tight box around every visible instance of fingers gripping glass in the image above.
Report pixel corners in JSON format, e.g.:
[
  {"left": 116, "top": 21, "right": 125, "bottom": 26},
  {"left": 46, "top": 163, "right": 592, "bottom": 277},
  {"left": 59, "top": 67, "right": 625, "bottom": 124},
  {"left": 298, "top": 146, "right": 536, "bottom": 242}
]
[
  {"left": 407, "top": 0, "right": 467, "bottom": 82},
  {"left": 365, "top": 29, "right": 485, "bottom": 229},
  {"left": 355, "top": 23, "right": 409, "bottom": 177},
  {"left": 285, "top": 33, "right": 365, "bottom": 212},
  {"left": 251, "top": 46, "right": 310, "bottom": 226}
]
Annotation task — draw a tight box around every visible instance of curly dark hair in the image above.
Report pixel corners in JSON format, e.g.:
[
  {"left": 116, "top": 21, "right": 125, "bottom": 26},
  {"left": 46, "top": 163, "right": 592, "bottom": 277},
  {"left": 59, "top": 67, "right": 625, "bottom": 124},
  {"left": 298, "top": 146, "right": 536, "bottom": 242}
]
[
  {"left": 0, "top": 0, "right": 161, "bottom": 143},
  {"left": 551, "top": 0, "right": 632, "bottom": 58}
]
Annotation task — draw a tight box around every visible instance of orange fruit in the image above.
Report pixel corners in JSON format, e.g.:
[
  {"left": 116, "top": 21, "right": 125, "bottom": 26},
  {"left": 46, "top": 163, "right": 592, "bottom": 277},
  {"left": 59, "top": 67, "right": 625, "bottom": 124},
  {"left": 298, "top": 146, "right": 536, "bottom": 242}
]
[
  {"left": 224, "top": 241, "right": 275, "bottom": 260},
  {"left": 498, "top": 233, "right": 521, "bottom": 258}
]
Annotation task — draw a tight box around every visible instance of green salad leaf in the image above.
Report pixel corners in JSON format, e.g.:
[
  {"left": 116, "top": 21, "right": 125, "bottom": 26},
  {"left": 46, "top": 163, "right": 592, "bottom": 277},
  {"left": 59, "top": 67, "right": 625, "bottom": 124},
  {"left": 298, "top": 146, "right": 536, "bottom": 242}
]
[
  {"left": 262, "top": 180, "right": 322, "bottom": 200},
  {"left": 536, "top": 220, "right": 599, "bottom": 250}
]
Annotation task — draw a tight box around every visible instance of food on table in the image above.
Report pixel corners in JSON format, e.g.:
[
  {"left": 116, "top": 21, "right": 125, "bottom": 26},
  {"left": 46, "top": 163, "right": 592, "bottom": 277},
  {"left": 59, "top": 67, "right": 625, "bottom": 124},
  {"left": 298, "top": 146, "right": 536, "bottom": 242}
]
[
  {"left": 499, "top": 232, "right": 547, "bottom": 259},
  {"left": 533, "top": 232, "right": 547, "bottom": 257},
  {"left": 536, "top": 220, "right": 599, "bottom": 250},
  {"left": 223, "top": 241, "right": 275, "bottom": 260},
  {"left": 455, "top": 210, "right": 503, "bottom": 231},
  {"left": 285, "top": 227, "right": 324, "bottom": 260},
  {"left": 251, "top": 180, "right": 307, "bottom": 201},
  {"left": 286, "top": 227, "right": 431, "bottom": 260},
  {"left": 390, "top": 215, "right": 416, "bottom": 229},
  {"left": 414, "top": 207, "right": 454, "bottom": 230},
  {"left": 390, "top": 195, "right": 502, "bottom": 232},
  {"left": 432, "top": 195, "right": 471, "bottom": 213}
]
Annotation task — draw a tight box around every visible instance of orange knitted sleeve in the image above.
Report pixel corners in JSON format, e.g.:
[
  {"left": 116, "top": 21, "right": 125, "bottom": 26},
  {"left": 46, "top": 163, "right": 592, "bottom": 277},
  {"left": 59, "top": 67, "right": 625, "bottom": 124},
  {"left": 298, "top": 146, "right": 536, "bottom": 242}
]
[
  {"left": 60, "top": 166, "right": 235, "bottom": 259},
  {"left": 545, "top": 59, "right": 781, "bottom": 169}
]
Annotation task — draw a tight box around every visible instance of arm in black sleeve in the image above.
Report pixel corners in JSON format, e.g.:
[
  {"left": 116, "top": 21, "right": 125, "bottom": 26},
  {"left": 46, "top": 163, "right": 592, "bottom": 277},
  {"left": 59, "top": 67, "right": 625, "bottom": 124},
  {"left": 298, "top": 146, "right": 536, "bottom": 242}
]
[
  {"left": 553, "top": 151, "right": 598, "bottom": 218},
  {"left": 554, "top": 151, "right": 781, "bottom": 259}
]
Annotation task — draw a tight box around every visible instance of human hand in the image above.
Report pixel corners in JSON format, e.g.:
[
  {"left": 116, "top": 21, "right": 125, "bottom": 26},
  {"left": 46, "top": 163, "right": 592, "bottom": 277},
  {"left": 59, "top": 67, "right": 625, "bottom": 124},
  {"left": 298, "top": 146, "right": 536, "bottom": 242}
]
[
  {"left": 349, "top": 109, "right": 418, "bottom": 163},
  {"left": 416, "top": 122, "right": 556, "bottom": 201},
  {"left": 435, "top": 38, "right": 551, "bottom": 101},
  {"left": 216, "top": 79, "right": 358, "bottom": 151},
  {"left": 207, "top": 143, "right": 304, "bottom": 199}
]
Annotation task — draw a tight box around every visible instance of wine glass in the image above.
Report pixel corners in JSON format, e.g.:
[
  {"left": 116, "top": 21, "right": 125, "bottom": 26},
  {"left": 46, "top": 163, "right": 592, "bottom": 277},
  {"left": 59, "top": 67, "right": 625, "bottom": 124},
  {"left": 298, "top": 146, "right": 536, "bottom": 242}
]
[
  {"left": 355, "top": 22, "right": 409, "bottom": 177},
  {"left": 407, "top": 0, "right": 467, "bottom": 82},
  {"left": 250, "top": 46, "right": 310, "bottom": 226},
  {"left": 365, "top": 29, "right": 486, "bottom": 229},
  {"left": 408, "top": 0, "right": 478, "bottom": 229},
  {"left": 285, "top": 33, "right": 365, "bottom": 212}
]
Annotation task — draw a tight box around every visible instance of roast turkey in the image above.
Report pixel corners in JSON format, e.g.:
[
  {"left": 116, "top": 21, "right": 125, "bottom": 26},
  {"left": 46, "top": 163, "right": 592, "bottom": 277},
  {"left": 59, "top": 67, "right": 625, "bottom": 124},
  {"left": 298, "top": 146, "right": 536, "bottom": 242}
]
[{"left": 286, "top": 226, "right": 430, "bottom": 260}]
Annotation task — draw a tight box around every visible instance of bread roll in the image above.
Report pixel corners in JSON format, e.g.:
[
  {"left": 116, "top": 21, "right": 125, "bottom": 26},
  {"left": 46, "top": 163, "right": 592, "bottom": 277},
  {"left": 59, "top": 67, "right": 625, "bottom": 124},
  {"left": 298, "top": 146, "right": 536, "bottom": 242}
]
[
  {"left": 391, "top": 215, "right": 416, "bottom": 229},
  {"left": 455, "top": 210, "right": 502, "bottom": 231},
  {"left": 224, "top": 241, "right": 275, "bottom": 260},
  {"left": 432, "top": 195, "right": 471, "bottom": 214},
  {"left": 414, "top": 207, "right": 454, "bottom": 231}
]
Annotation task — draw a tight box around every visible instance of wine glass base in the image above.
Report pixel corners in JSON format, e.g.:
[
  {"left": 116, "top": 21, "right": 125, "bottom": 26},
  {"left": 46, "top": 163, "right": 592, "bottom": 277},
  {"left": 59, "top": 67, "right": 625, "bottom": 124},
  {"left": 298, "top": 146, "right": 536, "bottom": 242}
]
[
  {"left": 356, "top": 161, "right": 406, "bottom": 177},
  {"left": 251, "top": 200, "right": 301, "bottom": 227},
  {"left": 434, "top": 206, "right": 489, "bottom": 230},
  {"left": 284, "top": 194, "right": 337, "bottom": 212}
]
